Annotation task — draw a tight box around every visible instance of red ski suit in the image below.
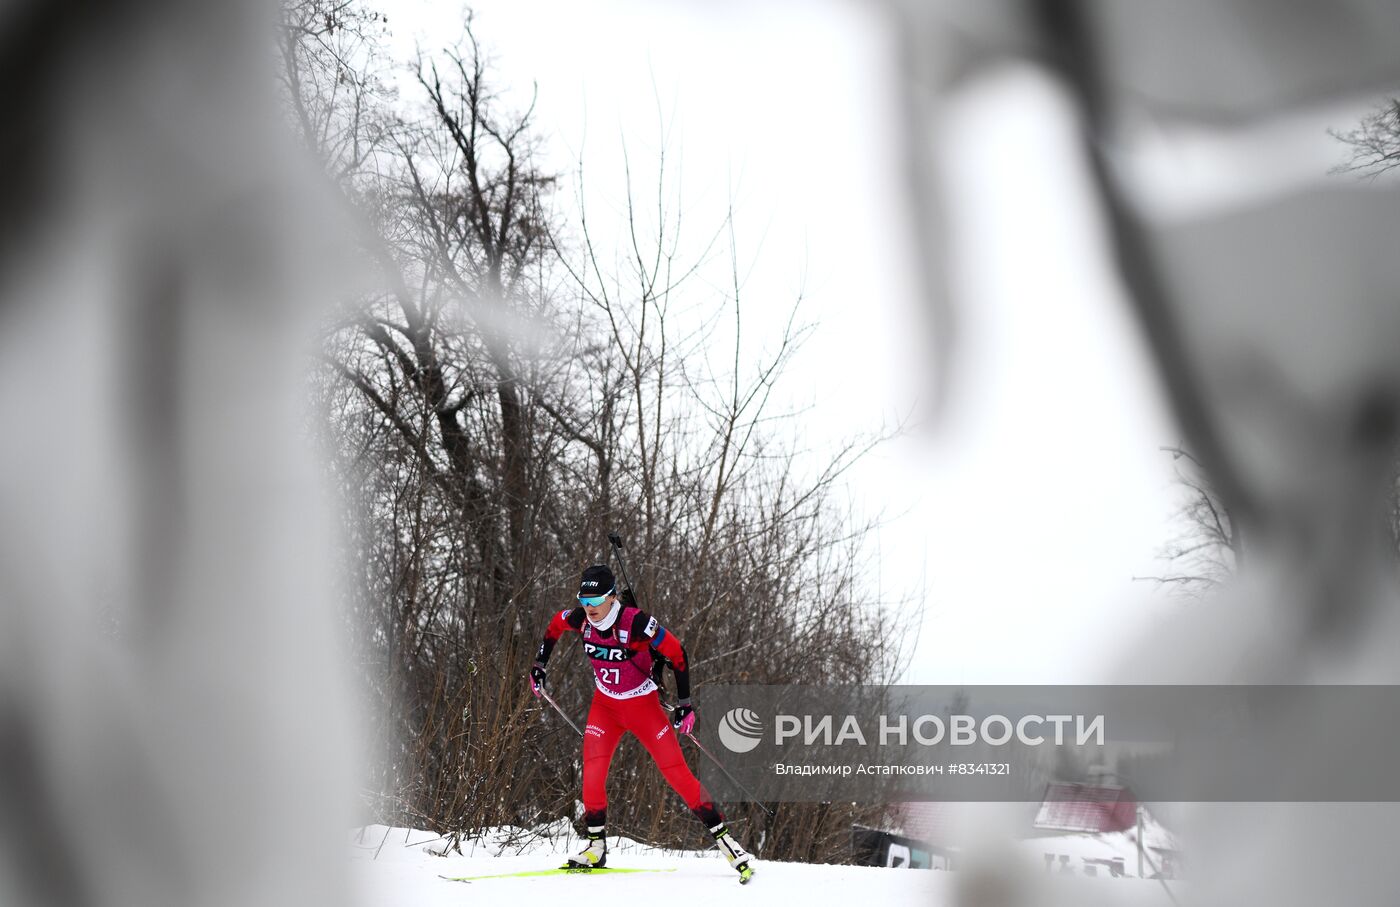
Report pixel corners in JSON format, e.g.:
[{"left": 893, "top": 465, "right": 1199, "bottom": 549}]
[{"left": 537, "top": 605, "right": 719, "bottom": 825}]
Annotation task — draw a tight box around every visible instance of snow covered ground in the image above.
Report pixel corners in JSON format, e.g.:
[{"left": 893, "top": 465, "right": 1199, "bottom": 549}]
[{"left": 350, "top": 823, "right": 1180, "bottom": 906}]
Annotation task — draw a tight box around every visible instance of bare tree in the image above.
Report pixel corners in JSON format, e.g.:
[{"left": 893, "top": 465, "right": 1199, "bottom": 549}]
[
  {"left": 289, "top": 1, "right": 906, "bottom": 862},
  {"left": 280, "top": 0, "right": 396, "bottom": 184},
  {"left": 540, "top": 123, "right": 909, "bottom": 853},
  {"left": 1331, "top": 98, "right": 1400, "bottom": 178},
  {"left": 1138, "top": 101, "right": 1400, "bottom": 595},
  {"left": 1139, "top": 446, "right": 1240, "bottom": 594}
]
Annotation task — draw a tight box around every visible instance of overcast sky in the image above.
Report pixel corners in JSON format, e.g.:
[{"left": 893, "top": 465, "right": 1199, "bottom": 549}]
[{"left": 384, "top": 0, "right": 1190, "bottom": 683}]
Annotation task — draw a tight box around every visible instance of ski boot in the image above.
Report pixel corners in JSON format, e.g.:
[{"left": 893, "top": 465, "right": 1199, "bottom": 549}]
[
  {"left": 563, "top": 827, "right": 607, "bottom": 870},
  {"left": 710, "top": 823, "right": 754, "bottom": 884}
]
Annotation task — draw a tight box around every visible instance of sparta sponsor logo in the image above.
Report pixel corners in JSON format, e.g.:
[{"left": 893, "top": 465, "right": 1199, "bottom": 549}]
[{"left": 584, "top": 642, "right": 631, "bottom": 662}]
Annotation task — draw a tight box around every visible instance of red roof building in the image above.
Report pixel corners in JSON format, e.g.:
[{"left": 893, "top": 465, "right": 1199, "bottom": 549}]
[{"left": 1033, "top": 783, "right": 1138, "bottom": 834}]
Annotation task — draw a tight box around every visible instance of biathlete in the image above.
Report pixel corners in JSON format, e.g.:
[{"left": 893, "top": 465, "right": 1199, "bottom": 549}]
[{"left": 529, "top": 563, "right": 753, "bottom": 881}]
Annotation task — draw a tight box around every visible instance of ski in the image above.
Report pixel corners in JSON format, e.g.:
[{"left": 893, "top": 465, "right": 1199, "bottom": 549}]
[{"left": 439, "top": 867, "right": 676, "bottom": 882}]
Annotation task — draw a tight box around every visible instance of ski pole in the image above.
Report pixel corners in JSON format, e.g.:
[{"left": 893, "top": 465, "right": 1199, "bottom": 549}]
[
  {"left": 538, "top": 686, "right": 584, "bottom": 737},
  {"left": 683, "top": 729, "right": 776, "bottom": 818},
  {"left": 606, "top": 532, "right": 635, "bottom": 596},
  {"left": 661, "top": 699, "right": 775, "bottom": 817}
]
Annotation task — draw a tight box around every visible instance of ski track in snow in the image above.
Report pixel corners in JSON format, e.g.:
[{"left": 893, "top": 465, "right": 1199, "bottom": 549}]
[
  {"left": 353, "top": 851, "right": 954, "bottom": 905},
  {"left": 350, "top": 824, "right": 948, "bottom": 905},
  {"left": 350, "top": 825, "right": 1177, "bottom": 906}
]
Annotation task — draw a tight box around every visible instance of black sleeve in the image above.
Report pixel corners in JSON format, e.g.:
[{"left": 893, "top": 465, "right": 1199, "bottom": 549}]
[{"left": 672, "top": 646, "right": 691, "bottom": 702}]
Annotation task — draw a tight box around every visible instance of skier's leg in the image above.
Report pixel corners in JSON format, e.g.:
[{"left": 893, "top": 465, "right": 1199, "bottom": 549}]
[
  {"left": 631, "top": 694, "right": 752, "bottom": 879},
  {"left": 571, "top": 694, "right": 623, "bottom": 868},
  {"left": 581, "top": 696, "right": 624, "bottom": 822},
  {"left": 632, "top": 695, "right": 720, "bottom": 821}
]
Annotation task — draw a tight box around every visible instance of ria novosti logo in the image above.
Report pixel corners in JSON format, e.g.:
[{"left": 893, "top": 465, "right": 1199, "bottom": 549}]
[{"left": 717, "top": 707, "right": 764, "bottom": 753}]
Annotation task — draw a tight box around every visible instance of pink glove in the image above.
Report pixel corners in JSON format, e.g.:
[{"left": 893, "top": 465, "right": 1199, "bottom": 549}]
[{"left": 672, "top": 702, "right": 696, "bottom": 735}]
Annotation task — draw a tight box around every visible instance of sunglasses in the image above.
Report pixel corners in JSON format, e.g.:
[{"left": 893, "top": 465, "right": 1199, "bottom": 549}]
[{"left": 578, "top": 588, "right": 615, "bottom": 607}]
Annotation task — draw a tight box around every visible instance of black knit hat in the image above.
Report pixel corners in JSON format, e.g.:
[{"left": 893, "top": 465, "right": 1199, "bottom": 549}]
[{"left": 578, "top": 564, "right": 615, "bottom": 598}]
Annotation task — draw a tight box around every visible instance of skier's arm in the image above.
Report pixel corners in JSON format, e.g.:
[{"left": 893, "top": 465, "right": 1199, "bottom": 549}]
[
  {"left": 655, "top": 633, "right": 691, "bottom": 702},
  {"left": 530, "top": 607, "right": 585, "bottom": 697},
  {"left": 631, "top": 611, "right": 691, "bottom": 702},
  {"left": 535, "top": 607, "right": 586, "bottom": 665}
]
